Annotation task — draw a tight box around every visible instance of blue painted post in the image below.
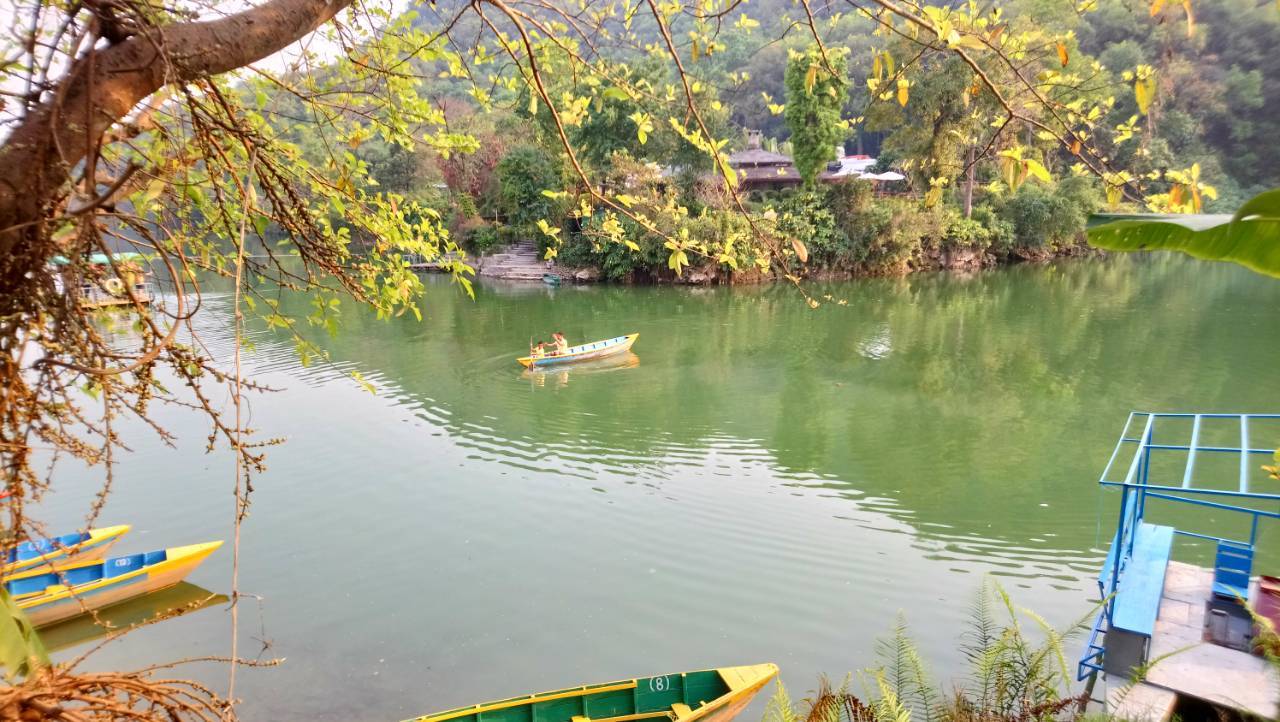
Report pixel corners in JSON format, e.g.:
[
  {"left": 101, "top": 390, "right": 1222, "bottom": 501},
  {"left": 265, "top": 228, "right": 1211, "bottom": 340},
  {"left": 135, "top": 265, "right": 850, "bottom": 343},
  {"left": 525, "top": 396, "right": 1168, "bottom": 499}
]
[
  {"left": 1107, "top": 486, "right": 1131, "bottom": 623},
  {"left": 1240, "top": 415, "right": 1250, "bottom": 494},
  {"left": 1183, "top": 414, "right": 1201, "bottom": 489}
]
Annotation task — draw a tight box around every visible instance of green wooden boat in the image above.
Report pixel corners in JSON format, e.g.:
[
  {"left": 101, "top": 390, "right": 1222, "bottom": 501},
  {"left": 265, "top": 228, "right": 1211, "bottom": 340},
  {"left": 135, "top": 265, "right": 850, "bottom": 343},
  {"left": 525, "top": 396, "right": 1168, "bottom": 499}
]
[{"left": 404, "top": 664, "right": 778, "bottom": 722}]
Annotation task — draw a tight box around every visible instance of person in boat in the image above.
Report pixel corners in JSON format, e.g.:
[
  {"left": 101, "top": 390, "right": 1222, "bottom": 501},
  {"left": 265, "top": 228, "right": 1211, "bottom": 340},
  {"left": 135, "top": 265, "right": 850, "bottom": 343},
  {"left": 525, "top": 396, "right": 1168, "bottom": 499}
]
[
  {"left": 551, "top": 332, "right": 569, "bottom": 355},
  {"left": 530, "top": 341, "right": 548, "bottom": 359}
]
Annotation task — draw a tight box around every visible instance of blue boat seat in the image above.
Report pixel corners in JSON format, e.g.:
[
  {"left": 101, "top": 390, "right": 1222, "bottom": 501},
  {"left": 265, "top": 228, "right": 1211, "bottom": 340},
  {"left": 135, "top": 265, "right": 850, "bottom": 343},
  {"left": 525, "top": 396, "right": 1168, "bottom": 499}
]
[
  {"left": 1212, "top": 540, "right": 1252, "bottom": 600},
  {"left": 105, "top": 553, "right": 147, "bottom": 577}
]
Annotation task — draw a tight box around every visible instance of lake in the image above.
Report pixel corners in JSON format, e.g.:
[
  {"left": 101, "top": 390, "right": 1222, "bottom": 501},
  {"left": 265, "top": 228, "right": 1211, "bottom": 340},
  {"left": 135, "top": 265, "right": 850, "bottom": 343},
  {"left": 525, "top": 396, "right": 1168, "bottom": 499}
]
[{"left": 30, "top": 253, "right": 1280, "bottom": 720}]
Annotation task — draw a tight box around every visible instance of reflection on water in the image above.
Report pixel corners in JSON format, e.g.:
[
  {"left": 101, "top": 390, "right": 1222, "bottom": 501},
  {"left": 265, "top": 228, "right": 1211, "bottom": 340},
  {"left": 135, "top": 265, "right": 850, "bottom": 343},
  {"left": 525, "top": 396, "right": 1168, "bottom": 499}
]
[
  {"left": 30, "top": 253, "right": 1280, "bottom": 721},
  {"left": 39, "top": 582, "right": 227, "bottom": 654},
  {"left": 522, "top": 352, "right": 641, "bottom": 388}
]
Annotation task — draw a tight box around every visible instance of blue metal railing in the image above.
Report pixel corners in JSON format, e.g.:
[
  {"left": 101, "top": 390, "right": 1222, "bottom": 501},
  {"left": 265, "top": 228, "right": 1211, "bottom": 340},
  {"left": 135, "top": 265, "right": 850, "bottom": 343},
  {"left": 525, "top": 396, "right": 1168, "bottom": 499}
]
[{"left": 1075, "top": 412, "right": 1280, "bottom": 682}]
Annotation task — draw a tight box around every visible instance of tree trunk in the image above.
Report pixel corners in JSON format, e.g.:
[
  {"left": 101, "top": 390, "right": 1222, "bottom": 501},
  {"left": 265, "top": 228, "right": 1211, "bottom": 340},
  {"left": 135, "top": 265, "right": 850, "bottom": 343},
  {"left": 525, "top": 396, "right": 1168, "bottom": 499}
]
[
  {"left": 0, "top": 0, "right": 353, "bottom": 285},
  {"left": 963, "top": 144, "right": 975, "bottom": 219}
]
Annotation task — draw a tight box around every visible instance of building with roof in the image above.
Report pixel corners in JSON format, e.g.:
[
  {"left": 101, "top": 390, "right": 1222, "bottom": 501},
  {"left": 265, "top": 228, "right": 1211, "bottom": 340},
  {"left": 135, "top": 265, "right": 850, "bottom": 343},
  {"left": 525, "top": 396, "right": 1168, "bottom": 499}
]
[{"left": 727, "top": 130, "right": 802, "bottom": 192}]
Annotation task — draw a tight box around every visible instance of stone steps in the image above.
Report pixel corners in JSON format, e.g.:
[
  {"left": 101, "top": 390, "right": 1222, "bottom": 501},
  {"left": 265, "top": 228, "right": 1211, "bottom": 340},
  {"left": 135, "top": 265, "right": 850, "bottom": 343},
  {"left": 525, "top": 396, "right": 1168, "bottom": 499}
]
[{"left": 477, "top": 241, "right": 555, "bottom": 281}]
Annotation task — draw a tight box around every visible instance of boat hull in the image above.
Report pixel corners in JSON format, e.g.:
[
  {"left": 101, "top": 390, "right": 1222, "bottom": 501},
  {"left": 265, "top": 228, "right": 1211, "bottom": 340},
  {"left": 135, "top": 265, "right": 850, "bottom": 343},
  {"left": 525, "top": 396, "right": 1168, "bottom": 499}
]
[
  {"left": 7, "top": 541, "right": 222, "bottom": 627},
  {"left": 404, "top": 663, "right": 777, "bottom": 722},
  {"left": 517, "top": 333, "right": 638, "bottom": 368},
  {"left": 2, "top": 525, "right": 131, "bottom": 577}
]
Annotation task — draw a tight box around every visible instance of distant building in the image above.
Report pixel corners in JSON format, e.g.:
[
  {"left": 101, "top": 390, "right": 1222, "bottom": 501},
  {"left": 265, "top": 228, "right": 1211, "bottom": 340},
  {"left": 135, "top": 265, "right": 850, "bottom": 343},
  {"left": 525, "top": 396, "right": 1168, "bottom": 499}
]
[
  {"left": 727, "top": 130, "right": 802, "bottom": 192},
  {"left": 687, "top": 132, "right": 905, "bottom": 194}
]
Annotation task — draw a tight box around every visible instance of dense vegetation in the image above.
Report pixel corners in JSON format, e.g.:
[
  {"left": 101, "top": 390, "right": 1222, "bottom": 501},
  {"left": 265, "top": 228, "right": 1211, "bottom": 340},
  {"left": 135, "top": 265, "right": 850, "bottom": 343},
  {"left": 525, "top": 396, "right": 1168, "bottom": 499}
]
[{"left": 326, "top": 0, "right": 1278, "bottom": 283}]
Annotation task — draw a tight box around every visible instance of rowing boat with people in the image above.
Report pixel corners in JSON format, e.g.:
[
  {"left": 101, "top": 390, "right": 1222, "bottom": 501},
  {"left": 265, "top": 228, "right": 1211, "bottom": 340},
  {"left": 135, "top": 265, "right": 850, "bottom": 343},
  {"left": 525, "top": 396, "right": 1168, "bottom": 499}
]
[{"left": 517, "top": 333, "right": 638, "bottom": 368}]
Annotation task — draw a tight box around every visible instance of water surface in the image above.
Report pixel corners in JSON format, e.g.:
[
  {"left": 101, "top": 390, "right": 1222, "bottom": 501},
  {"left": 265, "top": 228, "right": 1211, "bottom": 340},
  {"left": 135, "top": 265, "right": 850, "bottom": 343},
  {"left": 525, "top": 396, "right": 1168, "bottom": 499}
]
[{"left": 32, "top": 254, "right": 1280, "bottom": 720}]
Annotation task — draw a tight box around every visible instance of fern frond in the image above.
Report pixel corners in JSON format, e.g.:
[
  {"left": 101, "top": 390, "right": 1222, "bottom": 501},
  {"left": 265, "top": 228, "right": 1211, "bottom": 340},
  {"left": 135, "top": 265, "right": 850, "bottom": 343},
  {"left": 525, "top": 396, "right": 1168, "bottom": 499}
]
[
  {"left": 763, "top": 680, "right": 801, "bottom": 722},
  {"left": 872, "top": 672, "right": 912, "bottom": 722}
]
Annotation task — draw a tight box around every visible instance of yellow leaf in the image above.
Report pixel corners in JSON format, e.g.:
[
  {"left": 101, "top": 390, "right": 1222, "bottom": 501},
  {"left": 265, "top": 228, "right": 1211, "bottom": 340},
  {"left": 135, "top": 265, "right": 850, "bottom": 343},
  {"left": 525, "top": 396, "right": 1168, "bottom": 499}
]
[
  {"left": 1150, "top": 0, "right": 1166, "bottom": 15},
  {"left": 897, "top": 77, "right": 909, "bottom": 107},
  {"left": 1024, "top": 158, "right": 1051, "bottom": 183},
  {"left": 1135, "top": 75, "right": 1156, "bottom": 115},
  {"left": 805, "top": 64, "right": 818, "bottom": 94},
  {"left": 791, "top": 238, "right": 809, "bottom": 263},
  {"left": 1181, "top": 0, "right": 1194, "bottom": 36},
  {"left": 1056, "top": 41, "right": 1069, "bottom": 67}
]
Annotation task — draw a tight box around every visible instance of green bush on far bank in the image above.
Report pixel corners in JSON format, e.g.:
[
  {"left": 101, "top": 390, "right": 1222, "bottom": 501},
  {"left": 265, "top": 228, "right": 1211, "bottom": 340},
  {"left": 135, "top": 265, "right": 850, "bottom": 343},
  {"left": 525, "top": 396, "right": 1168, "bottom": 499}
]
[{"left": 766, "top": 177, "right": 1095, "bottom": 275}]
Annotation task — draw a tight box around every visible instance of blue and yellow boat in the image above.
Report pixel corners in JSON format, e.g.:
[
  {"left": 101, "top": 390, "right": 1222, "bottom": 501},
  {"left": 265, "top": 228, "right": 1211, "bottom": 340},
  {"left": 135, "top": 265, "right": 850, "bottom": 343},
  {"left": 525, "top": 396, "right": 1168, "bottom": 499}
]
[
  {"left": 404, "top": 664, "right": 778, "bottom": 722},
  {"left": 2, "top": 525, "right": 131, "bottom": 577},
  {"left": 517, "top": 334, "right": 639, "bottom": 368},
  {"left": 4, "top": 541, "right": 222, "bottom": 627}
]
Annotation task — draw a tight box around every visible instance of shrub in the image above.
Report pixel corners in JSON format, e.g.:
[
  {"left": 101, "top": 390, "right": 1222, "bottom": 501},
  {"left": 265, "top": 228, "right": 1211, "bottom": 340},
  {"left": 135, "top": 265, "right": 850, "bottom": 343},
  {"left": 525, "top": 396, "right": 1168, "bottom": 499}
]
[
  {"left": 971, "top": 205, "right": 1016, "bottom": 254},
  {"left": 496, "top": 146, "right": 563, "bottom": 228},
  {"left": 776, "top": 190, "right": 849, "bottom": 266},
  {"left": 993, "top": 178, "right": 1098, "bottom": 249},
  {"left": 943, "top": 215, "right": 995, "bottom": 251},
  {"left": 837, "top": 197, "right": 947, "bottom": 271},
  {"left": 469, "top": 224, "right": 501, "bottom": 254}
]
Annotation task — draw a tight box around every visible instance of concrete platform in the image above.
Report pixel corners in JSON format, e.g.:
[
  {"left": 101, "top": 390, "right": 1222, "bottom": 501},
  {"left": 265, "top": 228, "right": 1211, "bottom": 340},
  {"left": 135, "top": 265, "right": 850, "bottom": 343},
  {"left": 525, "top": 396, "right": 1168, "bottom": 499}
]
[
  {"left": 1107, "top": 683, "right": 1176, "bottom": 722},
  {"left": 1117, "top": 561, "right": 1280, "bottom": 719}
]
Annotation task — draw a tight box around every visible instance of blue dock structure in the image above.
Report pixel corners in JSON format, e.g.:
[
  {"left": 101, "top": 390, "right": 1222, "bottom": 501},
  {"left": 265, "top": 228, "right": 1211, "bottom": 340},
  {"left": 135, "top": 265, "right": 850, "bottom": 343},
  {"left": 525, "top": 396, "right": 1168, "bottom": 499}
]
[{"left": 1078, "top": 412, "right": 1279, "bottom": 720}]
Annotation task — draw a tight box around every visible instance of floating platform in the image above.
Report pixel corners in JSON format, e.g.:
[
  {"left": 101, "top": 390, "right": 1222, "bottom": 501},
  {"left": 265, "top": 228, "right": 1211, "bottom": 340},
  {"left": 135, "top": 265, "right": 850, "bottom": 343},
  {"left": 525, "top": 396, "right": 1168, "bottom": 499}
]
[
  {"left": 1078, "top": 412, "right": 1280, "bottom": 721},
  {"left": 1104, "top": 561, "right": 1278, "bottom": 720}
]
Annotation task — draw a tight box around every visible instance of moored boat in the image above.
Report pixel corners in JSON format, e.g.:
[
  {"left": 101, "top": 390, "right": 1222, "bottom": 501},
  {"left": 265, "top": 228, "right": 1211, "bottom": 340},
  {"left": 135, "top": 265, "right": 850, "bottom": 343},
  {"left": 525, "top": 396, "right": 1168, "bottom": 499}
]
[
  {"left": 403, "top": 664, "right": 778, "bottom": 722},
  {"left": 2, "top": 525, "right": 131, "bottom": 577},
  {"left": 543, "top": 273, "right": 563, "bottom": 287},
  {"left": 517, "top": 333, "right": 638, "bottom": 368},
  {"left": 4, "top": 541, "right": 223, "bottom": 627}
]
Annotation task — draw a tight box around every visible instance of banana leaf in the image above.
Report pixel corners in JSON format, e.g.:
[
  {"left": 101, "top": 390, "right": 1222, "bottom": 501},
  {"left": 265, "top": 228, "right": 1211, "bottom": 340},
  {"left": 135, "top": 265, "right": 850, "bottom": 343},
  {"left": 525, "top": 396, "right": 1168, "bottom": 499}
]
[{"left": 1087, "top": 189, "right": 1280, "bottom": 278}]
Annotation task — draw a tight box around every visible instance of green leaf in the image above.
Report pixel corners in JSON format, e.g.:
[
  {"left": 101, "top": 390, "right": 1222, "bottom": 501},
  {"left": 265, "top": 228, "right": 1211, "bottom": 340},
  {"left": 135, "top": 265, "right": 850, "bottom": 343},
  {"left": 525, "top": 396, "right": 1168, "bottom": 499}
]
[
  {"left": 0, "top": 588, "right": 49, "bottom": 681},
  {"left": 600, "top": 87, "right": 629, "bottom": 102},
  {"left": 1088, "top": 189, "right": 1280, "bottom": 278}
]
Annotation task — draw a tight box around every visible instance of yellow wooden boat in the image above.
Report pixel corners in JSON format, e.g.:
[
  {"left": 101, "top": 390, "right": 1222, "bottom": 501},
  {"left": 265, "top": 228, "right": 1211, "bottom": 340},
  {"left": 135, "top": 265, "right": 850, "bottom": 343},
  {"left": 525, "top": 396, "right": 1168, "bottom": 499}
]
[
  {"left": 518, "top": 333, "right": 639, "bottom": 368},
  {"left": 4, "top": 541, "right": 222, "bottom": 627},
  {"left": 2, "top": 525, "right": 131, "bottom": 577},
  {"left": 404, "top": 663, "right": 778, "bottom": 722}
]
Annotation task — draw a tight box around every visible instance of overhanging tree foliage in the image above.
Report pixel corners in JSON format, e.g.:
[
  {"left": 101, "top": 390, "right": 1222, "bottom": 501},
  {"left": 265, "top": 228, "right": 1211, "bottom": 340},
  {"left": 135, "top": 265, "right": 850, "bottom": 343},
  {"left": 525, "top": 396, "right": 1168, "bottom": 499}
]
[{"left": 0, "top": 0, "right": 1238, "bottom": 717}]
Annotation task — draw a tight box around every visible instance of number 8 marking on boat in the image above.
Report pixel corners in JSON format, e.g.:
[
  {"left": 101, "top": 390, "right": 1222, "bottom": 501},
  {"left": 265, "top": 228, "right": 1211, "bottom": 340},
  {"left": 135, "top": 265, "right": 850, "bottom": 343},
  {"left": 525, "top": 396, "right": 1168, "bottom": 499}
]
[{"left": 649, "top": 677, "right": 669, "bottom": 692}]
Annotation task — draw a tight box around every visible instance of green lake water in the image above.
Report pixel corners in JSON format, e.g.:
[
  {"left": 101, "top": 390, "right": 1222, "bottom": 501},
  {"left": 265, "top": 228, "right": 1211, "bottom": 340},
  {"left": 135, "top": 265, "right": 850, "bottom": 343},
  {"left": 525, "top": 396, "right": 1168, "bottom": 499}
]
[{"left": 30, "top": 253, "right": 1280, "bottom": 720}]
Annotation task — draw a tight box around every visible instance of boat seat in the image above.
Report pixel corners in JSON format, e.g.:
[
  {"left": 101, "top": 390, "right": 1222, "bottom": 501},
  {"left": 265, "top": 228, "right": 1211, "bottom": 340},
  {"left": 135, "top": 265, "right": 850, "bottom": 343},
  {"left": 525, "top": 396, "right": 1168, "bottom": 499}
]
[
  {"left": 105, "top": 552, "right": 146, "bottom": 578},
  {"left": 1212, "top": 540, "right": 1253, "bottom": 600},
  {"left": 1104, "top": 523, "right": 1174, "bottom": 676}
]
